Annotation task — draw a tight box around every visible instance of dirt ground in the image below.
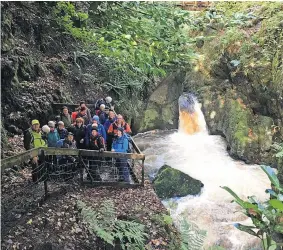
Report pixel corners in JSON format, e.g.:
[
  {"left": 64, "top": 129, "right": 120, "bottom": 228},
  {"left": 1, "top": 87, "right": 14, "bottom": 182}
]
[{"left": 1, "top": 166, "right": 181, "bottom": 250}]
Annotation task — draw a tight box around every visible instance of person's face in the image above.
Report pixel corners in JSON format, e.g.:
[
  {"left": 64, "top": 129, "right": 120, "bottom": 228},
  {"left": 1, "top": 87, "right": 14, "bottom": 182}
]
[
  {"left": 77, "top": 121, "right": 82, "bottom": 127},
  {"left": 92, "top": 121, "right": 98, "bottom": 127},
  {"left": 81, "top": 110, "right": 86, "bottom": 115},
  {"left": 92, "top": 130, "right": 98, "bottom": 136},
  {"left": 50, "top": 127, "right": 55, "bottom": 131},
  {"left": 109, "top": 112, "right": 115, "bottom": 119},
  {"left": 32, "top": 124, "right": 40, "bottom": 131},
  {"left": 105, "top": 110, "right": 109, "bottom": 115},
  {"left": 67, "top": 135, "right": 73, "bottom": 141},
  {"left": 117, "top": 116, "right": 123, "bottom": 124},
  {"left": 63, "top": 108, "right": 68, "bottom": 115},
  {"left": 100, "top": 106, "right": 105, "bottom": 111},
  {"left": 117, "top": 130, "right": 122, "bottom": 137},
  {"left": 81, "top": 104, "right": 86, "bottom": 108},
  {"left": 59, "top": 124, "right": 64, "bottom": 130}
]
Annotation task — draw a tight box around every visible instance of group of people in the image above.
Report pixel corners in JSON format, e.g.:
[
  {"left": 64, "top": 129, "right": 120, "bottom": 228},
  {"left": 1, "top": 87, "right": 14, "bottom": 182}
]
[{"left": 24, "top": 96, "right": 133, "bottom": 183}]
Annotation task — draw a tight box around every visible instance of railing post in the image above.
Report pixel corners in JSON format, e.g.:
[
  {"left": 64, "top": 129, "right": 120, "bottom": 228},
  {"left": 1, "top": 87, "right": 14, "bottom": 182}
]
[
  {"left": 141, "top": 159, "right": 145, "bottom": 187},
  {"left": 79, "top": 151, "right": 84, "bottom": 185},
  {"left": 39, "top": 149, "right": 48, "bottom": 200}
]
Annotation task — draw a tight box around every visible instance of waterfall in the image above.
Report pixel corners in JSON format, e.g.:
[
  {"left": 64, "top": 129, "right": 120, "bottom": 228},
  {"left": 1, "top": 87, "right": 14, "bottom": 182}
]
[
  {"left": 134, "top": 93, "right": 271, "bottom": 249},
  {"left": 178, "top": 93, "right": 207, "bottom": 134}
]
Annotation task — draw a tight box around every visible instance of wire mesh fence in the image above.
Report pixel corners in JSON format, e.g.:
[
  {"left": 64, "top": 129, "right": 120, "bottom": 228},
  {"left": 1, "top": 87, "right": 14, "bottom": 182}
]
[{"left": 1, "top": 145, "right": 145, "bottom": 239}]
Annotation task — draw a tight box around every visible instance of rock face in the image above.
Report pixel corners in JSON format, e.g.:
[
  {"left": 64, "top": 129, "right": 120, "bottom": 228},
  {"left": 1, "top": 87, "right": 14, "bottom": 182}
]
[
  {"left": 153, "top": 165, "right": 204, "bottom": 199},
  {"left": 139, "top": 73, "right": 185, "bottom": 132},
  {"left": 184, "top": 72, "right": 282, "bottom": 167}
]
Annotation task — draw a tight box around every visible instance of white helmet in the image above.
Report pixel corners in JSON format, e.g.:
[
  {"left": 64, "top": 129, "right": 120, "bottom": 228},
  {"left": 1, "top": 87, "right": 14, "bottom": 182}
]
[
  {"left": 105, "top": 96, "right": 112, "bottom": 103},
  {"left": 42, "top": 125, "right": 50, "bottom": 133}
]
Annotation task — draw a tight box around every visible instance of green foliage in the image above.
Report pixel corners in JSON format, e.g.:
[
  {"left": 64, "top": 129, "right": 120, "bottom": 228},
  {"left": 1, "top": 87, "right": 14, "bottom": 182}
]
[
  {"left": 190, "top": 2, "right": 283, "bottom": 88},
  {"left": 77, "top": 200, "right": 148, "bottom": 249},
  {"left": 53, "top": 2, "right": 195, "bottom": 87},
  {"left": 221, "top": 165, "right": 283, "bottom": 250},
  {"left": 177, "top": 218, "right": 206, "bottom": 250},
  {"left": 273, "top": 143, "right": 283, "bottom": 158}
]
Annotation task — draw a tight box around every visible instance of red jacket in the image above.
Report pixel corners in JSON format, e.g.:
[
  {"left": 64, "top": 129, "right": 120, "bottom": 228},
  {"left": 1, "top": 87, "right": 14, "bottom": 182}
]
[{"left": 108, "top": 121, "right": 131, "bottom": 135}]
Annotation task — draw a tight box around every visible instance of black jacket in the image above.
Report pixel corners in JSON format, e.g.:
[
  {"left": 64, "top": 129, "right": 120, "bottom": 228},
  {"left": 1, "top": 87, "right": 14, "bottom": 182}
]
[
  {"left": 89, "top": 135, "right": 105, "bottom": 150},
  {"left": 72, "top": 125, "right": 86, "bottom": 144}
]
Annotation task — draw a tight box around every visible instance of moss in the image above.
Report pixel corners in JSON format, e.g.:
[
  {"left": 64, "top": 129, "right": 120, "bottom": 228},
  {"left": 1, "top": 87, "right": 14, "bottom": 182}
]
[
  {"left": 153, "top": 165, "right": 203, "bottom": 199},
  {"left": 226, "top": 99, "right": 250, "bottom": 149},
  {"left": 140, "top": 108, "right": 159, "bottom": 131},
  {"left": 161, "top": 104, "right": 174, "bottom": 125}
]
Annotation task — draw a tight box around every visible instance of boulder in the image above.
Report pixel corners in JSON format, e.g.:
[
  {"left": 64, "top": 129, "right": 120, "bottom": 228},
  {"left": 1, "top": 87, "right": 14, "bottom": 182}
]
[{"left": 153, "top": 165, "right": 204, "bottom": 199}]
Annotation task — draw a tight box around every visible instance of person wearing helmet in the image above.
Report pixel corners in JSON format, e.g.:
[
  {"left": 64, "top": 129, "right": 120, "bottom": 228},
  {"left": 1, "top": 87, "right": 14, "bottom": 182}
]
[
  {"left": 23, "top": 119, "right": 47, "bottom": 182},
  {"left": 24, "top": 119, "right": 47, "bottom": 150},
  {"left": 97, "top": 104, "right": 108, "bottom": 125},
  {"left": 95, "top": 96, "right": 114, "bottom": 114},
  {"left": 47, "top": 121, "right": 60, "bottom": 147},
  {"left": 57, "top": 121, "right": 68, "bottom": 139}
]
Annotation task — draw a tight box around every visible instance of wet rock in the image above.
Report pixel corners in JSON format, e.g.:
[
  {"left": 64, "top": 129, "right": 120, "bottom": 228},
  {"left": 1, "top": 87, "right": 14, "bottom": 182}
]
[{"left": 153, "top": 165, "right": 204, "bottom": 199}]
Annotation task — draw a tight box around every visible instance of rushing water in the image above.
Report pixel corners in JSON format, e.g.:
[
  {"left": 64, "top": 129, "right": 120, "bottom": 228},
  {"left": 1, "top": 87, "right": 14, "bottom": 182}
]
[{"left": 134, "top": 95, "right": 271, "bottom": 249}]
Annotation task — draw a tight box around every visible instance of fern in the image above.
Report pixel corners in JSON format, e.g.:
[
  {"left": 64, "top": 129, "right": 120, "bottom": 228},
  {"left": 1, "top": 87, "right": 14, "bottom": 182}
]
[
  {"left": 77, "top": 200, "right": 148, "bottom": 249},
  {"left": 177, "top": 217, "right": 207, "bottom": 250},
  {"left": 272, "top": 143, "right": 283, "bottom": 158}
]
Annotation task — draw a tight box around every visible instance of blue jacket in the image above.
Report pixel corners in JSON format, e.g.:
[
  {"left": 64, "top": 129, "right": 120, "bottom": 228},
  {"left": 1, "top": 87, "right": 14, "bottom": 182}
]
[
  {"left": 56, "top": 139, "right": 76, "bottom": 149},
  {"left": 98, "top": 111, "right": 108, "bottom": 125},
  {"left": 85, "top": 123, "right": 106, "bottom": 146},
  {"left": 58, "top": 128, "right": 68, "bottom": 139},
  {"left": 47, "top": 129, "right": 60, "bottom": 147},
  {"left": 104, "top": 117, "right": 116, "bottom": 132},
  {"left": 112, "top": 134, "right": 129, "bottom": 153}
]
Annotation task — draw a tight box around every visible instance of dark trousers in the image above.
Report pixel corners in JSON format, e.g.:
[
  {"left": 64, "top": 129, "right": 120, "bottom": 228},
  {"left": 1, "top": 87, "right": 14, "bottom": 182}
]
[
  {"left": 116, "top": 158, "right": 129, "bottom": 182},
  {"left": 106, "top": 136, "right": 113, "bottom": 151}
]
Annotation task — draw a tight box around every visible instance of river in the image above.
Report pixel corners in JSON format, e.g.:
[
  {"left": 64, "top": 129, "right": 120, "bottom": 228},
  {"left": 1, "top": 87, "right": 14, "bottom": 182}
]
[{"left": 134, "top": 95, "right": 271, "bottom": 249}]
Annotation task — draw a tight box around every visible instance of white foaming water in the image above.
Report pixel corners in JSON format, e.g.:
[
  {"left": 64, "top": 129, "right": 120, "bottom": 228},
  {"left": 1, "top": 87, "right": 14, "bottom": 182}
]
[{"left": 134, "top": 101, "right": 271, "bottom": 249}]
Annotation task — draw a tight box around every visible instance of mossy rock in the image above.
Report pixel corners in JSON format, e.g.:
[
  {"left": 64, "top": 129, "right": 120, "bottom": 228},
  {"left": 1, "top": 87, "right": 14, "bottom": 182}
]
[{"left": 153, "top": 165, "right": 204, "bottom": 199}]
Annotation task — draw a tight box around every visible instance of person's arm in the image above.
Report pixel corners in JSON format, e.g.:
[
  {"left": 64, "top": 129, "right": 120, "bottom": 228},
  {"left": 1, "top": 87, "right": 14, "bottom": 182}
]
[
  {"left": 87, "top": 109, "right": 92, "bottom": 122},
  {"left": 108, "top": 124, "right": 114, "bottom": 135},
  {"left": 85, "top": 126, "right": 90, "bottom": 146},
  {"left": 98, "top": 137, "right": 105, "bottom": 150},
  {"left": 123, "top": 138, "right": 129, "bottom": 153},
  {"left": 24, "top": 130, "right": 32, "bottom": 150},
  {"left": 101, "top": 126, "right": 107, "bottom": 142},
  {"left": 56, "top": 131, "right": 60, "bottom": 142},
  {"left": 125, "top": 123, "right": 132, "bottom": 134}
]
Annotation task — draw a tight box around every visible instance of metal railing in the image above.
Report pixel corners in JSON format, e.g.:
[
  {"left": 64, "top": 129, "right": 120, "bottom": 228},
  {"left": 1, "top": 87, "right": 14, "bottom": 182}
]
[{"left": 1, "top": 140, "right": 145, "bottom": 237}]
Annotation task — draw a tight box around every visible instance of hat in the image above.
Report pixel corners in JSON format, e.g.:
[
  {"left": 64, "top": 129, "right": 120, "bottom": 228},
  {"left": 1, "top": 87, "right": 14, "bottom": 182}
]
[
  {"left": 32, "top": 119, "right": 40, "bottom": 125},
  {"left": 67, "top": 132, "right": 74, "bottom": 136},
  {"left": 92, "top": 127, "right": 98, "bottom": 132},
  {"left": 92, "top": 115, "right": 99, "bottom": 122},
  {"left": 58, "top": 121, "right": 64, "bottom": 126},
  {"left": 117, "top": 127, "right": 124, "bottom": 133},
  {"left": 48, "top": 121, "right": 55, "bottom": 128},
  {"left": 105, "top": 96, "right": 112, "bottom": 103}
]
